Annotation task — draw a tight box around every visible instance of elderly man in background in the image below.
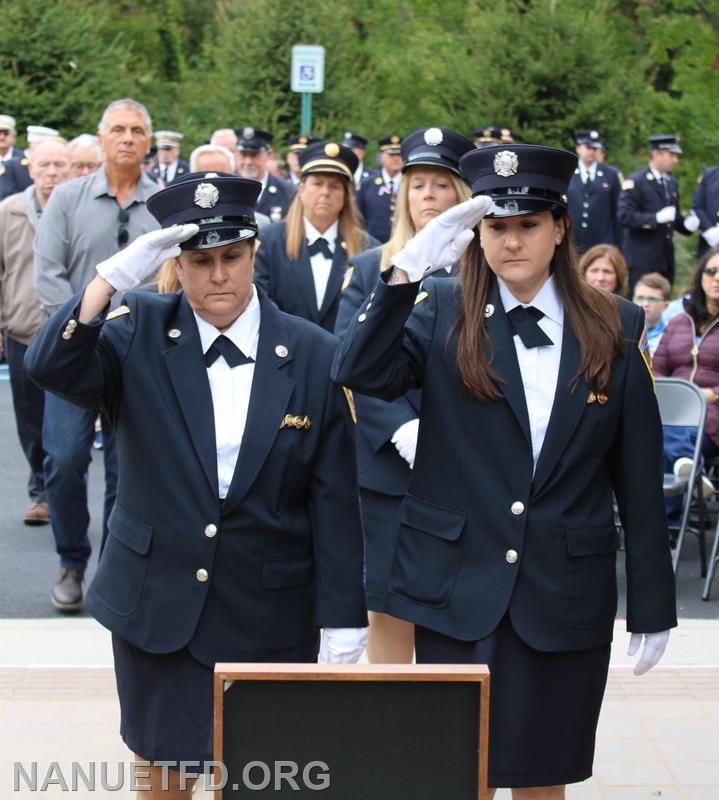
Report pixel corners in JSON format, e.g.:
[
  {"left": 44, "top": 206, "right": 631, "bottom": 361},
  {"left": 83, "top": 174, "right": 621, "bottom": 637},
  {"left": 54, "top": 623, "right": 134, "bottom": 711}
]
[
  {"left": 68, "top": 134, "right": 102, "bottom": 179},
  {"left": 210, "top": 128, "right": 239, "bottom": 170},
  {"left": 0, "top": 123, "right": 56, "bottom": 201},
  {"left": 0, "top": 114, "right": 24, "bottom": 161},
  {"left": 33, "top": 98, "right": 159, "bottom": 613},
  {"left": 0, "top": 136, "right": 71, "bottom": 525}
]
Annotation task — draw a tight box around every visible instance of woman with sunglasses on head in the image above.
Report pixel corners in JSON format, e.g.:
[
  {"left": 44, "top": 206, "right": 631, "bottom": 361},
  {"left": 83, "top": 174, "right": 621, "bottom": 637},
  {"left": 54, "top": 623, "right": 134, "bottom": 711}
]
[
  {"left": 653, "top": 247, "right": 719, "bottom": 515},
  {"left": 335, "top": 127, "right": 473, "bottom": 663},
  {"left": 333, "top": 144, "right": 676, "bottom": 798}
]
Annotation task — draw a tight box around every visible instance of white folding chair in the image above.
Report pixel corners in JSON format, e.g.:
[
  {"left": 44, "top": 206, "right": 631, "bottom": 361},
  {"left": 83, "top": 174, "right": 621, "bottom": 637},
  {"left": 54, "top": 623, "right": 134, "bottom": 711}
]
[{"left": 655, "top": 378, "right": 708, "bottom": 575}]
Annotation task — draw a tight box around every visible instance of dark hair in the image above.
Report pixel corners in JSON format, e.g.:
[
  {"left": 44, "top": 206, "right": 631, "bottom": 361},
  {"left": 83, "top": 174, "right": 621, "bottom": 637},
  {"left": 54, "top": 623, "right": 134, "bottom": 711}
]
[
  {"left": 456, "top": 210, "right": 624, "bottom": 402},
  {"left": 684, "top": 247, "right": 719, "bottom": 327}
]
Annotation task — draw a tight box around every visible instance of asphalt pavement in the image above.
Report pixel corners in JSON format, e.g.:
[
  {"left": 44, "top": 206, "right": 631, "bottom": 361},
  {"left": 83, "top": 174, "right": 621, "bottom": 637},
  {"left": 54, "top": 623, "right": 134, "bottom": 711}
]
[{"left": 0, "top": 365, "right": 717, "bottom": 619}]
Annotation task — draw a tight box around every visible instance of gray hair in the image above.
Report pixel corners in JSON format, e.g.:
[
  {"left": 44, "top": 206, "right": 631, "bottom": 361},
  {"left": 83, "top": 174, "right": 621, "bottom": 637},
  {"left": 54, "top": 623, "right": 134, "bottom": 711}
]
[
  {"left": 98, "top": 98, "right": 152, "bottom": 135},
  {"left": 190, "top": 144, "right": 236, "bottom": 172},
  {"left": 210, "top": 128, "right": 238, "bottom": 148},
  {"left": 28, "top": 136, "right": 70, "bottom": 158},
  {"left": 68, "top": 133, "right": 102, "bottom": 161}
]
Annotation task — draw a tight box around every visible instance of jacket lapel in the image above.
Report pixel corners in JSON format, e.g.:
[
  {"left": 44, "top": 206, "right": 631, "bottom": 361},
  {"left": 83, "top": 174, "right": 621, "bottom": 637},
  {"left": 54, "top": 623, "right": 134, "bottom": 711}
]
[
  {"left": 485, "top": 285, "right": 532, "bottom": 447},
  {"left": 292, "top": 243, "right": 321, "bottom": 324},
  {"left": 221, "top": 292, "right": 295, "bottom": 514},
  {"left": 162, "top": 294, "right": 219, "bottom": 496},
  {"left": 532, "top": 318, "right": 589, "bottom": 495},
  {"left": 318, "top": 241, "right": 349, "bottom": 322}
]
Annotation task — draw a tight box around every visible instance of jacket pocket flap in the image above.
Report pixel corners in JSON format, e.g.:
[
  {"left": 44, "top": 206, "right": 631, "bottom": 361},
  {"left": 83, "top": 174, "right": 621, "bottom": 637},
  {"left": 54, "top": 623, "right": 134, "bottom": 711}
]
[
  {"left": 108, "top": 505, "right": 153, "bottom": 555},
  {"left": 566, "top": 525, "right": 619, "bottom": 556},
  {"left": 262, "top": 557, "right": 314, "bottom": 589},
  {"left": 397, "top": 494, "right": 466, "bottom": 541}
]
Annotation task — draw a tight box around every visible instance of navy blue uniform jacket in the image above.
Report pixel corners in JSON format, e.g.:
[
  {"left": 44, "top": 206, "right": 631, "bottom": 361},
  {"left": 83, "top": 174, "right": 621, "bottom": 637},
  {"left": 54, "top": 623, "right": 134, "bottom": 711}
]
[
  {"left": 356, "top": 175, "right": 396, "bottom": 244},
  {"left": 254, "top": 221, "right": 377, "bottom": 332},
  {"left": 617, "top": 168, "right": 690, "bottom": 284},
  {"left": 332, "top": 275, "right": 677, "bottom": 651},
  {"left": 149, "top": 159, "right": 191, "bottom": 185},
  {"left": 256, "top": 173, "right": 296, "bottom": 221},
  {"left": 567, "top": 165, "right": 622, "bottom": 253},
  {"left": 26, "top": 287, "right": 367, "bottom": 666},
  {"left": 691, "top": 165, "right": 719, "bottom": 259},
  {"left": 335, "top": 247, "right": 456, "bottom": 496}
]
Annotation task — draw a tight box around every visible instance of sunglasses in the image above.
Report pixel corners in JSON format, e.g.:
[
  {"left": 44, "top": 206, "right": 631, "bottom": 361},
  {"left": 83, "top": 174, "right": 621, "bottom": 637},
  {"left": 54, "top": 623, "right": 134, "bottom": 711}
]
[
  {"left": 117, "top": 209, "right": 129, "bottom": 247},
  {"left": 704, "top": 267, "right": 719, "bottom": 278},
  {"left": 633, "top": 295, "right": 665, "bottom": 303}
]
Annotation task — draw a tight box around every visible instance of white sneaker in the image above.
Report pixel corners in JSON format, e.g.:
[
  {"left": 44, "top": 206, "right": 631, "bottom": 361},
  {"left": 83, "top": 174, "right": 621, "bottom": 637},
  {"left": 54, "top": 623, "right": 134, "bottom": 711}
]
[{"left": 673, "top": 457, "right": 714, "bottom": 499}]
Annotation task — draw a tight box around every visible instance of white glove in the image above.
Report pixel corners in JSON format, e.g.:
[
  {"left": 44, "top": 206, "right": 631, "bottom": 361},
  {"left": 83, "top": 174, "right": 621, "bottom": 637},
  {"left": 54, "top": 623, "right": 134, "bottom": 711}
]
[
  {"left": 627, "top": 630, "right": 670, "bottom": 675},
  {"left": 96, "top": 224, "right": 199, "bottom": 292},
  {"left": 318, "top": 627, "right": 368, "bottom": 664},
  {"left": 391, "top": 418, "right": 419, "bottom": 468},
  {"left": 392, "top": 195, "right": 492, "bottom": 282},
  {"left": 655, "top": 206, "right": 676, "bottom": 225},
  {"left": 684, "top": 210, "right": 700, "bottom": 232},
  {"left": 702, "top": 225, "right": 719, "bottom": 248}
]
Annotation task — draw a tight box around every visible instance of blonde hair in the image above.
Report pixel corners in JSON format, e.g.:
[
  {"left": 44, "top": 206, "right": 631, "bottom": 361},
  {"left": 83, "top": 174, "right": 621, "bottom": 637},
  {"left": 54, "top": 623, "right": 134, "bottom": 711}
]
[
  {"left": 379, "top": 170, "right": 471, "bottom": 270},
  {"left": 157, "top": 258, "right": 180, "bottom": 293},
  {"left": 284, "top": 176, "right": 366, "bottom": 261}
]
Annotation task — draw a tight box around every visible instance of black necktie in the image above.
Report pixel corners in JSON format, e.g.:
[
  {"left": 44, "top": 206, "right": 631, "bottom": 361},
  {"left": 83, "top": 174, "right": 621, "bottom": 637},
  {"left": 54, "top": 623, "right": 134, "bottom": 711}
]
[
  {"left": 307, "top": 237, "right": 333, "bottom": 259},
  {"left": 506, "top": 306, "right": 553, "bottom": 348},
  {"left": 204, "top": 335, "right": 254, "bottom": 368},
  {"left": 658, "top": 176, "right": 671, "bottom": 203}
]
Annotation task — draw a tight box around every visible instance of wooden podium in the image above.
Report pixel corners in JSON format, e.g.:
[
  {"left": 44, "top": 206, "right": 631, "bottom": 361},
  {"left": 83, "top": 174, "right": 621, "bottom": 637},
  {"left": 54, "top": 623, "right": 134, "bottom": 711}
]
[{"left": 213, "top": 663, "right": 489, "bottom": 798}]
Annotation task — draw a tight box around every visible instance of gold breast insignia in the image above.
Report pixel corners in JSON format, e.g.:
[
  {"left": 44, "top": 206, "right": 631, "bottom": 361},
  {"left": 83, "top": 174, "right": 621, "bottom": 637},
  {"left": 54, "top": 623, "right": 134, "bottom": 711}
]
[{"left": 280, "top": 414, "right": 312, "bottom": 431}]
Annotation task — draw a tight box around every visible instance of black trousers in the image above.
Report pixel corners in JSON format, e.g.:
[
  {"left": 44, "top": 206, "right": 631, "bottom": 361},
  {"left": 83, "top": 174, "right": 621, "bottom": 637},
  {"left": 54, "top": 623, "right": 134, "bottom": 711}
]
[{"left": 4, "top": 334, "right": 46, "bottom": 501}]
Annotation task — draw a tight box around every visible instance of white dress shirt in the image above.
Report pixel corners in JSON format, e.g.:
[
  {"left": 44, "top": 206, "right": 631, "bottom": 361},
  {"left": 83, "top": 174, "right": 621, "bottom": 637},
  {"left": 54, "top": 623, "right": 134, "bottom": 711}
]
[
  {"left": 381, "top": 168, "right": 401, "bottom": 194},
  {"left": 194, "top": 286, "right": 261, "bottom": 498},
  {"left": 578, "top": 161, "right": 597, "bottom": 184},
  {"left": 498, "top": 275, "right": 564, "bottom": 469},
  {"left": 160, "top": 160, "right": 178, "bottom": 184},
  {"left": 304, "top": 218, "right": 338, "bottom": 310}
]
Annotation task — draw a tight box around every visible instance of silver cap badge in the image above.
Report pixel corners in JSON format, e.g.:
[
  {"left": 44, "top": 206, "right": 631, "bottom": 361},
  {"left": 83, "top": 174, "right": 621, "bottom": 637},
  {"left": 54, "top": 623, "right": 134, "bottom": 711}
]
[
  {"left": 493, "top": 151, "right": 519, "bottom": 177},
  {"left": 194, "top": 183, "right": 219, "bottom": 209},
  {"left": 424, "top": 128, "right": 443, "bottom": 146},
  {"left": 243, "top": 127, "right": 255, "bottom": 140}
]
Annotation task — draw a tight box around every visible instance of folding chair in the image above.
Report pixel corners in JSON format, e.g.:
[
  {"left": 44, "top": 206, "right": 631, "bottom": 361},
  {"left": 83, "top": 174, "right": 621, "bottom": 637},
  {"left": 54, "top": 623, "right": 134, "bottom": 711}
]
[
  {"left": 703, "top": 457, "right": 719, "bottom": 600},
  {"left": 655, "top": 378, "right": 708, "bottom": 575}
]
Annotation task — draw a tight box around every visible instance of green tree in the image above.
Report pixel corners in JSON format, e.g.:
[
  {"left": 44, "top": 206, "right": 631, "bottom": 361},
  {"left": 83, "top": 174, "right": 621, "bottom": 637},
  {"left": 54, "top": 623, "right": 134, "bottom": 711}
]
[{"left": 0, "top": 0, "right": 137, "bottom": 141}]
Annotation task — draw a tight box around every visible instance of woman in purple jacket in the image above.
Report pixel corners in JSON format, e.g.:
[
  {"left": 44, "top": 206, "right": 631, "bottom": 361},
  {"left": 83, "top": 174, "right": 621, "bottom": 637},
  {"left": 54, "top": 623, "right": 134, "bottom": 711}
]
[{"left": 653, "top": 247, "right": 719, "bottom": 514}]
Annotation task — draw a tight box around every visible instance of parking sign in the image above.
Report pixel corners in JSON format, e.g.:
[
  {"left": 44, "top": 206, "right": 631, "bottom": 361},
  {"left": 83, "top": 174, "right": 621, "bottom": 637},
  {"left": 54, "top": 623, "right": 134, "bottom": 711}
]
[{"left": 291, "top": 45, "right": 325, "bottom": 93}]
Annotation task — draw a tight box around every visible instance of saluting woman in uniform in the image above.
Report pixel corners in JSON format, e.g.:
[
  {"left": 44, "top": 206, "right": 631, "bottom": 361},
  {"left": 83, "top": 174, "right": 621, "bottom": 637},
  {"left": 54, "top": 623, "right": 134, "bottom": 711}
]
[
  {"left": 335, "top": 127, "right": 473, "bottom": 663},
  {"left": 333, "top": 145, "right": 677, "bottom": 797},
  {"left": 254, "top": 141, "right": 377, "bottom": 332},
  {"left": 27, "top": 173, "right": 367, "bottom": 799}
]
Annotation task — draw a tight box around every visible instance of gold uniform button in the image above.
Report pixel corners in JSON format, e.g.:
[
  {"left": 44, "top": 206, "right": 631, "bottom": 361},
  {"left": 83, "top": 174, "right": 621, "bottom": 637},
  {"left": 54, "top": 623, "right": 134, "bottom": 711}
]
[
  {"left": 511, "top": 501, "right": 525, "bottom": 515},
  {"left": 505, "top": 549, "right": 519, "bottom": 564},
  {"left": 358, "top": 313, "right": 367, "bottom": 323},
  {"left": 196, "top": 568, "right": 209, "bottom": 582},
  {"left": 204, "top": 524, "right": 217, "bottom": 538}
]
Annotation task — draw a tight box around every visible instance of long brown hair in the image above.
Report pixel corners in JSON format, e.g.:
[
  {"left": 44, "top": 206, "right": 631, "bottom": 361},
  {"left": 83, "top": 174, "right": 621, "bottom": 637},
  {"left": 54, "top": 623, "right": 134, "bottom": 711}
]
[
  {"left": 456, "top": 211, "right": 623, "bottom": 402},
  {"left": 284, "top": 176, "right": 365, "bottom": 260}
]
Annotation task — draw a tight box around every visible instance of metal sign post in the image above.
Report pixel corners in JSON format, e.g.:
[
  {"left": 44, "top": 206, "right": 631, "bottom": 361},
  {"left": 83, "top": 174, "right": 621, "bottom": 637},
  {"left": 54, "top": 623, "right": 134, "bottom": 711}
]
[{"left": 291, "top": 44, "right": 325, "bottom": 136}]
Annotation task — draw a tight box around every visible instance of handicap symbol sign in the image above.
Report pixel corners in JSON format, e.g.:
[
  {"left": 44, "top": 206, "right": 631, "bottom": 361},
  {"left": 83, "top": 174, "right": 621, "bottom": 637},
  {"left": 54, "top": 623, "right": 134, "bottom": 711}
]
[{"left": 300, "top": 65, "right": 315, "bottom": 81}]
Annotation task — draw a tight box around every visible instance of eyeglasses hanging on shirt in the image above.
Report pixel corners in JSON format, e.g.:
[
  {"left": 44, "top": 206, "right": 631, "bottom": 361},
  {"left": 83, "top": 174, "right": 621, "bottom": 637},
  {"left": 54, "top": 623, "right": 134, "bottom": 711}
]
[
  {"left": 506, "top": 306, "right": 554, "bottom": 348},
  {"left": 204, "top": 335, "right": 254, "bottom": 368},
  {"left": 117, "top": 208, "right": 129, "bottom": 247}
]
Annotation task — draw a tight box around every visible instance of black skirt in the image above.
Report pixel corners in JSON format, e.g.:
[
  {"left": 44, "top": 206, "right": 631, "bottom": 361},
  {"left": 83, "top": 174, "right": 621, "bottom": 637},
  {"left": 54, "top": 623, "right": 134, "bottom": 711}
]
[
  {"left": 414, "top": 614, "right": 611, "bottom": 788},
  {"left": 112, "top": 635, "right": 214, "bottom": 767},
  {"left": 360, "top": 488, "right": 403, "bottom": 610}
]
